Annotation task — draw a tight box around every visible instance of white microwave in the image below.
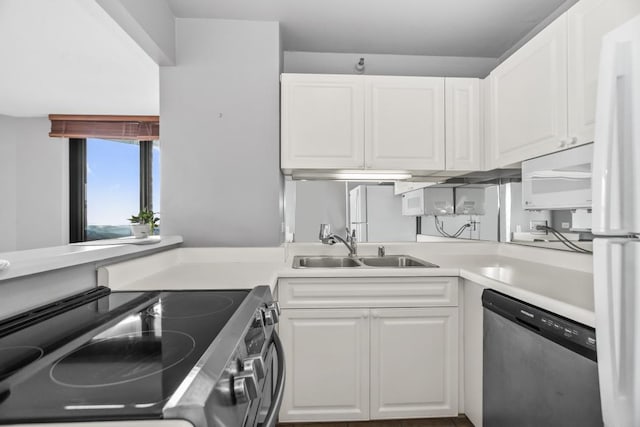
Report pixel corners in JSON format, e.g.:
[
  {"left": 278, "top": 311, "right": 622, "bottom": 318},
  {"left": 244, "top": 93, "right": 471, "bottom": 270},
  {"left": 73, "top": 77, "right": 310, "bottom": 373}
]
[
  {"left": 521, "top": 143, "right": 593, "bottom": 210},
  {"left": 401, "top": 188, "right": 454, "bottom": 216},
  {"left": 401, "top": 189, "right": 425, "bottom": 216}
]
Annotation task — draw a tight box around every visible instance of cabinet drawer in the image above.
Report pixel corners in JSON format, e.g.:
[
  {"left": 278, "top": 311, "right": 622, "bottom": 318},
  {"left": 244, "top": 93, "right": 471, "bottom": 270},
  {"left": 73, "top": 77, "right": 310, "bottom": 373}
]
[{"left": 278, "top": 277, "right": 458, "bottom": 308}]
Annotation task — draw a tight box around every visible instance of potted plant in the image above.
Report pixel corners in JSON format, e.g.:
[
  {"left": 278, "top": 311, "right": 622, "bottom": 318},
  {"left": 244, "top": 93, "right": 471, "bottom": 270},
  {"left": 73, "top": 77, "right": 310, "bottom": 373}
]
[{"left": 128, "top": 210, "right": 159, "bottom": 238}]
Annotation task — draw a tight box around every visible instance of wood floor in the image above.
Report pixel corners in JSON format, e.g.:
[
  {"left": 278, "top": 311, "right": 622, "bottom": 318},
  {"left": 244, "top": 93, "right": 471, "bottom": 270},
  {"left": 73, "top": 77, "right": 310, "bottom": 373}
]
[{"left": 278, "top": 415, "right": 474, "bottom": 427}]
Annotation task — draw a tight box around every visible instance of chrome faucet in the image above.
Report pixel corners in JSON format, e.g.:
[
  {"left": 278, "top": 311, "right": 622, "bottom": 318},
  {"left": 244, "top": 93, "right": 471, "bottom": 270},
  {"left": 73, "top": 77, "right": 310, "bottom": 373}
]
[{"left": 319, "top": 224, "right": 358, "bottom": 257}]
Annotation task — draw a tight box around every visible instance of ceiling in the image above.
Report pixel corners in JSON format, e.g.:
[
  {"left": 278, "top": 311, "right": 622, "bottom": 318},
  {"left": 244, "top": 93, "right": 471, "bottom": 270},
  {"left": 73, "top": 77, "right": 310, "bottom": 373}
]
[
  {"left": 0, "top": 0, "right": 158, "bottom": 118},
  {"left": 0, "top": 0, "right": 570, "bottom": 118},
  {"left": 167, "top": 0, "right": 569, "bottom": 58}
]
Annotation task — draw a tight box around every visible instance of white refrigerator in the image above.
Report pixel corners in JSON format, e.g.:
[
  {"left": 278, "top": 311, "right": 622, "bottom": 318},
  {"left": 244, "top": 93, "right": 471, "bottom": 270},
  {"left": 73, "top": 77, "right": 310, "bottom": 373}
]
[
  {"left": 349, "top": 185, "right": 415, "bottom": 242},
  {"left": 592, "top": 13, "right": 640, "bottom": 427}
]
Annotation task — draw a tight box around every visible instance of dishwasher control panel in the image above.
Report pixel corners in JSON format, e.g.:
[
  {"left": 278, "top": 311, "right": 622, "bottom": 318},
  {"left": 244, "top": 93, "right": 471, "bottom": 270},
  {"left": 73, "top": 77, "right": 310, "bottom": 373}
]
[
  {"left": 539, "top": 316, "right": 596, "bottom": 349},
  {"left": 482, "top": 289, "right": 597, "bottom": 361}
]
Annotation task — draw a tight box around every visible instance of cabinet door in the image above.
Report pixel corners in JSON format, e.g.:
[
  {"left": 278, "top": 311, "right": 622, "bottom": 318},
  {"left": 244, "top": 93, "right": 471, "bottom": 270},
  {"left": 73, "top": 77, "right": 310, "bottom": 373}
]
[
  {"left": 568, "top": 0, "right": 640, "bottom": 145},
  {"left": 370, "top": 307, "right": 459, "bottom": 419},
  {"left": 281, "top": 74, "right": 364, "bottom": 170},
  {"left": 490, "top": 14, "right": 568, "bottom": 167},
  {"left": 278, "top": 308, "right": 370, "bottom": 422},
  {"left": 365, "top": 76, "right": 445, "bottom": 170},
  {"left": 482, "top": 77, "right": 495, "bottom": 170},
  {"left": 445, "top": 78, "right": 482, "bottom": 171}
]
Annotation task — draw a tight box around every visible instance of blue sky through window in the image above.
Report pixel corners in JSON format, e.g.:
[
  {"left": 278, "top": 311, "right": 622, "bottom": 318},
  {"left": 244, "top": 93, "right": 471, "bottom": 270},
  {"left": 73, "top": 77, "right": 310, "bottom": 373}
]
[{"left": 86, "top": 138, "right": 140, "bottom": 226}]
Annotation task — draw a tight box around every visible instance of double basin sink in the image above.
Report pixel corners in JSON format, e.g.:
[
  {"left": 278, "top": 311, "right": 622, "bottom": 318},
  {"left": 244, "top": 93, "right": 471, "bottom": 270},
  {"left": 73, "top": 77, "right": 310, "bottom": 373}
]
[{"left": 292, "top": 255, "right": 438, "bottom": 269}]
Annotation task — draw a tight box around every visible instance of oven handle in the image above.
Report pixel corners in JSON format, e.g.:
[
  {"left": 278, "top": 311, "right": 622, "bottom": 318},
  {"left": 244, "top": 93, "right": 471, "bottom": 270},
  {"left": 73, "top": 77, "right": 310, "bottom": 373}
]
[{"left": 262, "top": 331, "right": 285, "bottom": 427}]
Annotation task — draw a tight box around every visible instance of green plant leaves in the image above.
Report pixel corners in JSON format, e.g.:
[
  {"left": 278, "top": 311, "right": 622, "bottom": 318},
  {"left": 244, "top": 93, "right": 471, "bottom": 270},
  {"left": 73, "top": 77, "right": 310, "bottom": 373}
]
[{"left": 128, "top": 209, "right": 159, "bottom": 227}]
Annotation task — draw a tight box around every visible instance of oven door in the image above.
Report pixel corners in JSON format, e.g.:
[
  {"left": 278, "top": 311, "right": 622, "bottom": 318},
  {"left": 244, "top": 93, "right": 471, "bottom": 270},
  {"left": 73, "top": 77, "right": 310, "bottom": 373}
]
[{"left": 162, "top": 287, "right": 285, "bottom": 427}]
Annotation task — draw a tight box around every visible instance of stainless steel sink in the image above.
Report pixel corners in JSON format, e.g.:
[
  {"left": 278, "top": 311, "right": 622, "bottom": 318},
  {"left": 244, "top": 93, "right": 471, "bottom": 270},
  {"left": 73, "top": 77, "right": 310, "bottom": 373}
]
[
  {"left": 292, "top": 255, "right": 438, "bottom": 269},
  {"left": 359, "top": 255, "right": 439, "bottom": 268},
  {"left": 294, "top": 256, "right": 362, "bottom": 268}
]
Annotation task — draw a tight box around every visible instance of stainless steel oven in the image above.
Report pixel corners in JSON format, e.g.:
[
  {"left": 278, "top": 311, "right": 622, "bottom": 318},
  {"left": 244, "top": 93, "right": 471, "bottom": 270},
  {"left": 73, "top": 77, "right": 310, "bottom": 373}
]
[{"left": 0, "top": 285, "right": 285, "bottom": 427}]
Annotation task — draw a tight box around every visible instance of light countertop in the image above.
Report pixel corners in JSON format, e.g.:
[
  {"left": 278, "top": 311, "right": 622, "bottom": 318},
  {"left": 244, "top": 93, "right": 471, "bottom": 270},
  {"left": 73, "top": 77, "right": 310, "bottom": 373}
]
[
  {"left": 99, "top": 242, "right": 595, "bottom": 327},
  {"left": 0, "top": 236, "right": 183, "bottom": 282}
]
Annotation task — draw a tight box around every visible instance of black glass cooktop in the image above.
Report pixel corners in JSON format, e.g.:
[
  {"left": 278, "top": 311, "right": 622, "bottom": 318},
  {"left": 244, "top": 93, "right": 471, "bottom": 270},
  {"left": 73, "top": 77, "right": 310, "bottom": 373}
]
[{"left": 0, "top": 287, "right": 249, "bottom": 424}]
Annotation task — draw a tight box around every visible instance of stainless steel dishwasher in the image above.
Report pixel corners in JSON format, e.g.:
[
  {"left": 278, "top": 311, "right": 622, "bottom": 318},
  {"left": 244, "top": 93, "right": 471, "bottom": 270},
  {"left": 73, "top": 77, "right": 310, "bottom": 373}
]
[{"left": 482, "top": 289, "right": 603, "bottom": 427}]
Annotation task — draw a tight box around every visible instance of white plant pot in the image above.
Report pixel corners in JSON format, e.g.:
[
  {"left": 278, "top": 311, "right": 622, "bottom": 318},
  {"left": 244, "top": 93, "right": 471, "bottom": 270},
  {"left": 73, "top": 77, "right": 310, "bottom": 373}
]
[{"left": 130, "top": 223, "right": 150, "bottom": 239}]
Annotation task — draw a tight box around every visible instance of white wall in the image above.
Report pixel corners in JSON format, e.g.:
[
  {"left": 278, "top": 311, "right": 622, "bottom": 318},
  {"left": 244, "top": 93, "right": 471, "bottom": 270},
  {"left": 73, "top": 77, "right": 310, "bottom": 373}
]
[
  {"left": 160, "top": 19, "right": 282, "bottom": 247},
  {"left": 284, "top": 51, "right": 498, "bottom": 77},
  {"left": 420, "top": 186, "right": 499, "bottom": 241},
  {"left": 292, "top": 181, "right": 346, "bottom": 242},
  {"left": 0, "top": 115, "right": 68, "bottom": 251},
  {"left": 363, "top": 185, "right": 416, "bottom": 242},
  {"left": 96, "top": 0, "right": 176, "bottom": 65},
  {"left": 507, "top": 182, "right": 552, "bottom": 239},
  {"left": 422, "top": 214, "right": 486, "bottom": 241}
]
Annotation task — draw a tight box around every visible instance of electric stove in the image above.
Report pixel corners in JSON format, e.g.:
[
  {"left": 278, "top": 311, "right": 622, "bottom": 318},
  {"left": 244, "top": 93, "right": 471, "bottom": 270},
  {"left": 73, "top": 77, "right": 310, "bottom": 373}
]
[{"left": 0, "top": 286, "right": 284, "bottom": 427}]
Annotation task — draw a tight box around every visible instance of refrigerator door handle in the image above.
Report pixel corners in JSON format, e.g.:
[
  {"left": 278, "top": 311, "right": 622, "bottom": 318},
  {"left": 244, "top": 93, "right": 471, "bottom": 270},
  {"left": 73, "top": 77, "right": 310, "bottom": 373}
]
[{"left": 594, "top": 239, "right": 640, "bottom": 426}]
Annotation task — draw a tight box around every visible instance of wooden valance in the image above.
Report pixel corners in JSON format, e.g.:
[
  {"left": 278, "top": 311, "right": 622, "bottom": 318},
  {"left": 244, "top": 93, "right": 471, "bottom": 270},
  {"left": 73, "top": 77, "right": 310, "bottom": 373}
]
[{"left": 49, "top": 115, "right": 159, "bottom": 140}]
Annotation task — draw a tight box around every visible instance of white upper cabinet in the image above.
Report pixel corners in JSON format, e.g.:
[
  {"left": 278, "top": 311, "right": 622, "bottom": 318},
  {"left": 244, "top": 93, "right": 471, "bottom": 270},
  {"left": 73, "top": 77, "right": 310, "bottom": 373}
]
[
  {"left": 489, "top": 14, "right": 568, "bottom": 167},
  {"left": 482, "top": 77, "right": 496, "bottom": 170},
  {"left": 568, "top": 0, "right": 640, "bottom": 145},
  {"left": 365, "top": 76, "right": 445, "bottom": 170},
  {"left": 281, "top": 74, "right": 482, "bottom": 175},
  {"left": 445, "top": 78, "right": 482, "bottom": 171},
  {"left": 281, "top": 74, "right": 364, "bottom": 170},
  {"left": 486, "top": 0, "right": 640, "bottom": 168}
]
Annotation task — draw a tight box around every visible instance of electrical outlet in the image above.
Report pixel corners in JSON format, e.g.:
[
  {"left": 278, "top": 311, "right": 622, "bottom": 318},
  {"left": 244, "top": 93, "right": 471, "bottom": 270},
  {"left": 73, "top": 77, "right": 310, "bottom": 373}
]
[
  {"left": 530, "top": 220, "right": 548, "bottom": 234},
  {"left": 561, "top": 222, "right": 570, "bottom": 229}
]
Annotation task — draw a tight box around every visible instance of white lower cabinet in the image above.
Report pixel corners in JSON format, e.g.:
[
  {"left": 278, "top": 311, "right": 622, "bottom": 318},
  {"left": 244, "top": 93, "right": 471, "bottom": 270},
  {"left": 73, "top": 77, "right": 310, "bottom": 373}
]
[
  {"left": 462, "top": 280, "right": 486, "bottom": 427},
  {"left": 277, "top": 277, "right": 459, "bottom": 423},
  {"left": 370, "top": 308, "right": 459, "bottom": 419},
  {"left": 279, "top": 308, "right": 370, "bottom": 422}
]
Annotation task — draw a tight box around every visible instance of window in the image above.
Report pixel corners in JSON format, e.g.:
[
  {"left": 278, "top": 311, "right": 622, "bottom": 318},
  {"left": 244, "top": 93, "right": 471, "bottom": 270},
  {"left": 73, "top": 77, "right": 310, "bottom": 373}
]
[
  {"left": 69, "top": 138, "right": 159, "bottom": 242},
  {"left": 87, "top": 138, "right": 140, "bottom": 240},
  {"left": 48, "top": 114, "right": 160, "bottom": 242}
]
